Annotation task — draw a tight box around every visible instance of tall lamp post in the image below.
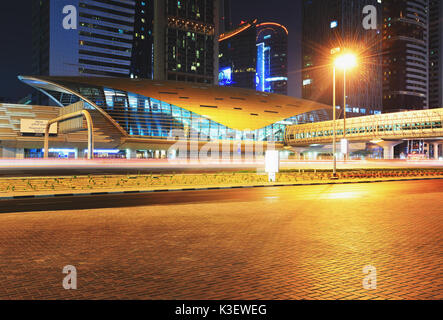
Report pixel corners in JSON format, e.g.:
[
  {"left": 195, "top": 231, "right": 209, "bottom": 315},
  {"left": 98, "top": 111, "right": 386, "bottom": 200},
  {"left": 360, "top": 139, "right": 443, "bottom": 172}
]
[
  {"left": 332, "top": 65, "right": 337, "bottom": 178},
  {"left": 332, "top": 52, "right": 357, "bottom": 176}
]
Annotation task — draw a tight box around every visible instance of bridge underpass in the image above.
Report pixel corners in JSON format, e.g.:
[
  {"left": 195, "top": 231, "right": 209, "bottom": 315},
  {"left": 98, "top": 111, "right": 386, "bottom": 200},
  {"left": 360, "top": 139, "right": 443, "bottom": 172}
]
[{"left": 285, "top": 108, "right": 443, "bottom": 160}]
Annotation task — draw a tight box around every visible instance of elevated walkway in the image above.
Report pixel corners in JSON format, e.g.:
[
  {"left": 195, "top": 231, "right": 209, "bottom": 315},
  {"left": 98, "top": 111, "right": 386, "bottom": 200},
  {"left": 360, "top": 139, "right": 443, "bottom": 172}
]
[{"left": 285, "top": 108, "right": 443, "bottom": 159}]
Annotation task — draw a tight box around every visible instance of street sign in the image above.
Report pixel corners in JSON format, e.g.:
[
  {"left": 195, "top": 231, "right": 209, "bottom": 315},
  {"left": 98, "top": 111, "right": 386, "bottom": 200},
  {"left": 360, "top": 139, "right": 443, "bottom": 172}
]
[
  {"left": 20, "top": 119, "right": 57, "bottom": 134},
  {"left": 341, "top": 139, "right": 349, "bottom": 154},
  {"left": 59, "top": 101, "right": 85, "bottom": 133}
]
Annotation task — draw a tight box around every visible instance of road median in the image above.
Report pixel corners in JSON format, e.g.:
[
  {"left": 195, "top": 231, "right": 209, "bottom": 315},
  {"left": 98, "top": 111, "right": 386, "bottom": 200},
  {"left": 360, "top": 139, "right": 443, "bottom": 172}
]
[{"left": 1, "top": 169, "right": 443, "bottom": 199}]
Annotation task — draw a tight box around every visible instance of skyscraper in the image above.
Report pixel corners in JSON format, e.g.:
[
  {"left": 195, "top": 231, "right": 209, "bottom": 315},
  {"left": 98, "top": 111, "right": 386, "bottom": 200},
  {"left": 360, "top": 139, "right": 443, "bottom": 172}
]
[
  {"left": 32, "top": 0, "right": 153, "bottom": 79},
  {"left": 32, "top": 0, "right": 220, "bottom": 84},
  {"left": 130, "top": 0, "right": 155, "bottom": 79},
  {"left": 219, "top": 0, "right": 232, "bottom": 34},
  {"left": 153, "top": 0, "right": 219, "bottom": 84},
  {"left": 302, "top": 0, "right": 383, "bottom": 116},
  {"left": 382, "top": 0, "right": 429, "bottom": 112},
  {"left": 219, "top": 20, "right": 258, "bottom": 90},
  {"left": 429, "top": 0, "right": 443, "bottom": 109},
  {"left": 218, "top": 20, "right": 288, "bottom": 95}
]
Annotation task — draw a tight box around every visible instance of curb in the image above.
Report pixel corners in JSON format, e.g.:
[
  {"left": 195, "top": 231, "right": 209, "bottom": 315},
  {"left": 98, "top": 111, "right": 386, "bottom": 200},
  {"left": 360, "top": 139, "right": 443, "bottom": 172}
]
[{"left": 1, "top": 176, "right": 443, "bottom": 201}]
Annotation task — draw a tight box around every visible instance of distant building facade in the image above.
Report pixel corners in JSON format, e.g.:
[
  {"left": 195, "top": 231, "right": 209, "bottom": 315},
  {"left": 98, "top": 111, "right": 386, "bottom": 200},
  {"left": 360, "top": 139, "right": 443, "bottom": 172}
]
[
  {"left": 153, "top": 0, "right": 220, "bottom": 84},
  {"left": 301, "top": 0, "right": 383, "bottom": 117},
  {"left": 219, "top": 0, "right": 232, "bottom": 34},
  {"left": 429, "top": 0, "right": 443, "bottom": 109},
  {"left": 31, "top": 0, "right": 220, "bottom": 85},
  {"left": 32, "top": 0, "right": 153, "bottom": 78},
  {"left": 256, "top": 23, "right": 288, "bottom": 95},
  {"left": 382, "top": 0, "right": 430, "bottom": 112},
  {"left": 218, "top": 20, "right": 288, "bottom": 95}
]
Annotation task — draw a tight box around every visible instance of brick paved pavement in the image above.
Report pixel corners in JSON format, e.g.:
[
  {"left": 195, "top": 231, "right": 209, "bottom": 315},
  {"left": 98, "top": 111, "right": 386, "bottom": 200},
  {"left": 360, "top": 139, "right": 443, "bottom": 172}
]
[{"left": 0, "top": 180, "right": 441, "bottom": 300}]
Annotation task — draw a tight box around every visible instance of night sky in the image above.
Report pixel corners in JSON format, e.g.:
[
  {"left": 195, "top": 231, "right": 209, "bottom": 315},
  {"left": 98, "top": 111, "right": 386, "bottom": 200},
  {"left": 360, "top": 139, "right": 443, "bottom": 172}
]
[
  {"left": 0, "top": 0, "right": 301, "bottom": 101},
  {"left": 0, "top": 2, "right": 33, "bottom": 100}
]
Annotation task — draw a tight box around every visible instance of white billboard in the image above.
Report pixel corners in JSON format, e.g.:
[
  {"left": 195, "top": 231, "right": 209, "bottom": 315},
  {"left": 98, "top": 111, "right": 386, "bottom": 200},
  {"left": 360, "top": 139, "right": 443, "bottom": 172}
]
[{"left": 20, "top": 119, "right": 57, "bottom": 134}]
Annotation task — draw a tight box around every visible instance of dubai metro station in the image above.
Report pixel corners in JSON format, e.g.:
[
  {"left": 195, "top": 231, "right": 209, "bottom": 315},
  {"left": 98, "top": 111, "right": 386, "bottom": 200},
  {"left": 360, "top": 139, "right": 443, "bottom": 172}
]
[{"left": 0, "top": 76, "right": 330, "bottom": 159}]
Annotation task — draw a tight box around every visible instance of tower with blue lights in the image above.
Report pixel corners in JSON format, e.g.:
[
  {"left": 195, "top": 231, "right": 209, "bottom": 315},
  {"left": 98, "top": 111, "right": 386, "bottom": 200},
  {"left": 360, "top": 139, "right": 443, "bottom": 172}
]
[
  {"left": 256, "top": 23, "right": 288, "bottom": 95},
  {"left": 218, "top": 20, "right": 288, "bottom": 95}
]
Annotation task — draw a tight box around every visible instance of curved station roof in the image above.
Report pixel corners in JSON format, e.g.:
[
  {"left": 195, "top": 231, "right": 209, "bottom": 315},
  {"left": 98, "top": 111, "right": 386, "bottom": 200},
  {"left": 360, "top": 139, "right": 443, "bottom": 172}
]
[{"left": 20, "top": 76, "right": 330, "bottom": 135}]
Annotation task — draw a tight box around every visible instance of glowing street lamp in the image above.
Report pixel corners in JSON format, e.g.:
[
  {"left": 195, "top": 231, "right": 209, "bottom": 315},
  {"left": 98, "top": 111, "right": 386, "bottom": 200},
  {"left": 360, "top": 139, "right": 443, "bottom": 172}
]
[
  {"left": 334, "top": 53, "right": 358, "bottom": 71},
  {"left": 333, "top": 52, "right": 358, "bottom": 163},
  {"left": 331, "top": 51, "right": 358, "bottom": 177}
]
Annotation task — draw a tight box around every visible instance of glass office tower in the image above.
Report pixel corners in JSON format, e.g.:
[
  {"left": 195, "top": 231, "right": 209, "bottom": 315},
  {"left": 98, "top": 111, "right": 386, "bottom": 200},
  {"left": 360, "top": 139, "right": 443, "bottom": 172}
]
[
  {"left": 382, "top": 0, "right": 430, "bottom": 112},
  {"left": 32, "top": 0, "right": 153, "bottom": 78},
  {"left": 219, "top": 20, "right": 288, "bottom": 95},
  {"left": 302, "top": 0, "right": 383, "bottom": 116}
]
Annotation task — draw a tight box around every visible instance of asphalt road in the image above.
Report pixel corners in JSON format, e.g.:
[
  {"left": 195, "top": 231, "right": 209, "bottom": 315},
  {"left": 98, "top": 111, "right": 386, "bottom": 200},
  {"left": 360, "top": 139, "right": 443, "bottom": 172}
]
[
  {"left": 1, "top": 178, "right": 441, "bottom": 214},
  {"left": 0, "top": 180, "right": 441, "bottom": 299}
]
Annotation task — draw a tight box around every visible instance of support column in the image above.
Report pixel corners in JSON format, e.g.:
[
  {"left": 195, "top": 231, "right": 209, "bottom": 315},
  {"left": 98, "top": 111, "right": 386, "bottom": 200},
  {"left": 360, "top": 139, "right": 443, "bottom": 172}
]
[
  {"left": 375, "top": 140, "right": 402, "bottom": 160},
  {"left": 433, "top": 143, "right": 440, "bottom": 160},
  {"left": 291, "top": 147, "right": 307, "bottom": 160},
  {"left": 126, "top": 149, "right": 138, "bottom": 159}
]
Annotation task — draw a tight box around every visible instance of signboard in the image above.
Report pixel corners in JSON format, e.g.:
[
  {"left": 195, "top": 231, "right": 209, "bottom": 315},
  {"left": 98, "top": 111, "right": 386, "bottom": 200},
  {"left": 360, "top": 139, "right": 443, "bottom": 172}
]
[
  {"left": 341, "top": 139, "right": 349, "bottom": 154},
  {"left": 59, "top": 101, "right": 84, "bottom": 133},
  {"left": 265, "top": 150, "right": 280, "bottom": 174},
  {"left": 20, "top": 119, "right": 57, "bottom": 134}
]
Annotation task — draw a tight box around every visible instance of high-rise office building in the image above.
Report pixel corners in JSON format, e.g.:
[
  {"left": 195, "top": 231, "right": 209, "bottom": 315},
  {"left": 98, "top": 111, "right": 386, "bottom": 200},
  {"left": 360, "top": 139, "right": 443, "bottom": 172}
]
[
  {"left": 32, "top": 0, "right": 220, "bottom": 85},
  {"left": 256, "top": 23, "right": 288, "bottom": 95},
  {"left": 218, "top": 20, "right": 288, "bottom": 95},
  {"left": 130, "top": 0, "right": 155, "bottom": 79},
  {"left": 429, "top": 0, "right": 443, "bottom": 109},
  {"left": 153, "top": 0, "right": 219, "bottom": 84},
  {"left": 32, "top": 0, "right": 153, "bottom": 78},
  {"left": 219, "top": 0, "right": 232, "bottom": 34},
  {"left": 302, "top": 0, "right": 383, "bottom": 116},
  {"left": 382, "top": 0, "right": 429, "bottom": 112},
  {"left": 219, "top": 20, "right": 258, "bottom": 90}
]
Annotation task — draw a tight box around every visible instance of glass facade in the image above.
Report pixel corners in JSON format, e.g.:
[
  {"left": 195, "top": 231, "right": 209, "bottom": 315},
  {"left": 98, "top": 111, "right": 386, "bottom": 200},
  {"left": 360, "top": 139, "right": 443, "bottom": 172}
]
[
  {"left": 302, "top": 0, "right": 383, "bottom": 116},
  {"left": 163, "top": 0, "right": 217, "bottom": 83},
  {"left": 31, "top": 0, "right": 154, "bottom": 79},
  {"left": 256, "top": 23, "right": 288, "bottom": 95},
  {"left": 43, "top": 82, "right": 328, "bottom": 143}
]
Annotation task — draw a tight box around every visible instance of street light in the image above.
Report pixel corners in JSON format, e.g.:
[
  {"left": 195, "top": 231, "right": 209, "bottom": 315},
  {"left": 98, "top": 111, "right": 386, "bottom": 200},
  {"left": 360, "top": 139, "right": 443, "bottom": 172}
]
[{"left": 331, "top": 51, "right": 358, "bottom": 177}]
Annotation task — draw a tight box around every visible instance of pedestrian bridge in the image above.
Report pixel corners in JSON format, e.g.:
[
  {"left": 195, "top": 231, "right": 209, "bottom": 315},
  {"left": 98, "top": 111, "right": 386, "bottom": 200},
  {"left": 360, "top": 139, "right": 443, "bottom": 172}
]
[{"left": 285, "top": 108, "right": 443, "bottom": 159}]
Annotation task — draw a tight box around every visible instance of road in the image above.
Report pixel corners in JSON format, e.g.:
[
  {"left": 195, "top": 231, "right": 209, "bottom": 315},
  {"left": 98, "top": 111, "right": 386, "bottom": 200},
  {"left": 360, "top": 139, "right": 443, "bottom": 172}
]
[{"left": 0, "top": 180, "right": 441, "bottom": 299}]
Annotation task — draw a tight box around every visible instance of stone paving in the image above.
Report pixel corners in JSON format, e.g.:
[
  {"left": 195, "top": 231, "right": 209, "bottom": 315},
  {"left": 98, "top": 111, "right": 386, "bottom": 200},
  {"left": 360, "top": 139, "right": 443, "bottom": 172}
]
[{"left": 0, "top": 180, "right": 441, "bottom": 300}]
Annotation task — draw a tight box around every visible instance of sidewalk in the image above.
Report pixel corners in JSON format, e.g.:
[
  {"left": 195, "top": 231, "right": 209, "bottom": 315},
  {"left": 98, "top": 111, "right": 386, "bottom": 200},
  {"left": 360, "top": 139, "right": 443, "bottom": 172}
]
[{"left": 1, "top": 175, "right": 442, "bottom": 200}]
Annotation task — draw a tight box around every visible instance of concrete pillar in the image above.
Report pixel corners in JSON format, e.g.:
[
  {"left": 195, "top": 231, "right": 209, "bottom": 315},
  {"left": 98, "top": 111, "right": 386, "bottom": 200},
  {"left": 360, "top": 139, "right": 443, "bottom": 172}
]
[
  {"left": 375, "top": 141, "right": 402, "bottom": 160},
  {"left": 433, "top": 143, "right": 440, "bottom": 160},
  {"left": 291, "top": 147, "right": 307, "bottom": 160},
  {"left": 126, "top": 149, "right": 137, "bottom": 159}
]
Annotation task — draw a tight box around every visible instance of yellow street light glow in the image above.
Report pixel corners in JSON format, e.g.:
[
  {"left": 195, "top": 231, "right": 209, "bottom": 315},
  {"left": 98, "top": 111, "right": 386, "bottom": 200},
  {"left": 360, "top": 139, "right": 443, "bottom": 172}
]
[{"left": 334, "top": 53, "right": 358, "bottom": 70}]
